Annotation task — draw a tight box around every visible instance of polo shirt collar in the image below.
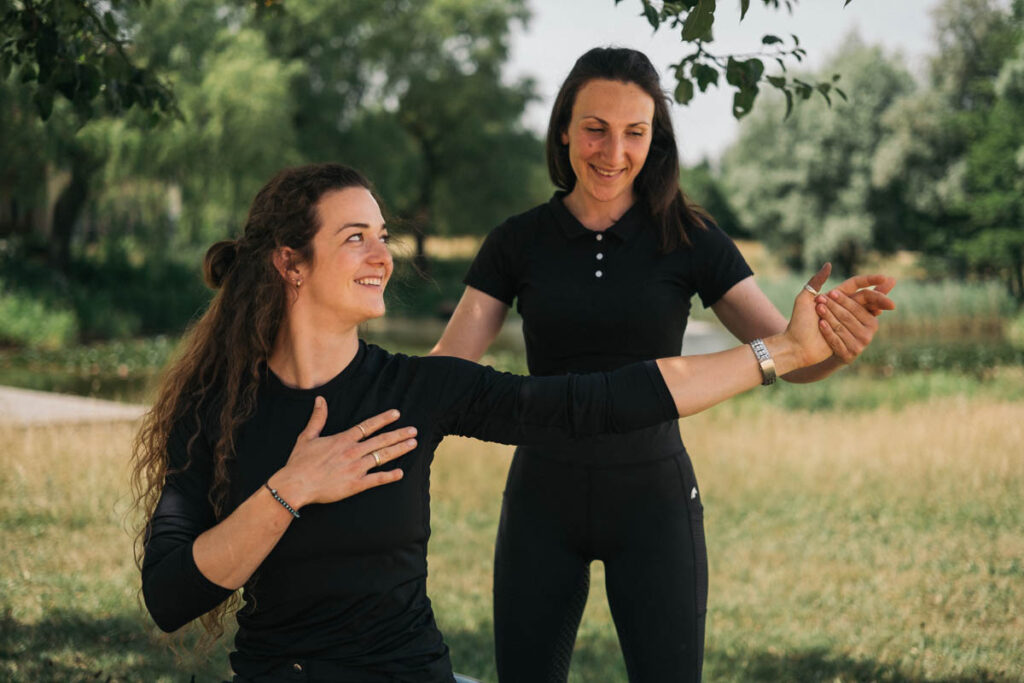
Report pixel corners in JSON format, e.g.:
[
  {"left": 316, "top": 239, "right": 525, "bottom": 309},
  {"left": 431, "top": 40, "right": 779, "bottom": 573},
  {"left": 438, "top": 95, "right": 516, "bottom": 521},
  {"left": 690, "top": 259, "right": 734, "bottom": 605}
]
[{"left": 549, "top": 191, "right": 644, "bottom": 242}]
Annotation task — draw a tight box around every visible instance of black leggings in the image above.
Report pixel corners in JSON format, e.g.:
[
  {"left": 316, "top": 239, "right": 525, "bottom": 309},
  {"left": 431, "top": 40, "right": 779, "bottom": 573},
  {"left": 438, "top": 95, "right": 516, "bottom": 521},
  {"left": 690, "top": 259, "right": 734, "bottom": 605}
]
[{"left": 493, "top": 449, "right": 707, "bottom": 683}]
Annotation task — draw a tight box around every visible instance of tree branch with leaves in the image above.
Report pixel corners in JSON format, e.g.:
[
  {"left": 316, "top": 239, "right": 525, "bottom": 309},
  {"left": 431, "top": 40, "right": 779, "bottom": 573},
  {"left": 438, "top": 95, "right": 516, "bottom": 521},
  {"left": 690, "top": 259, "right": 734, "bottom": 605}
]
[{"left": 623, "top": 0, "right": 855, "bottom": 118}]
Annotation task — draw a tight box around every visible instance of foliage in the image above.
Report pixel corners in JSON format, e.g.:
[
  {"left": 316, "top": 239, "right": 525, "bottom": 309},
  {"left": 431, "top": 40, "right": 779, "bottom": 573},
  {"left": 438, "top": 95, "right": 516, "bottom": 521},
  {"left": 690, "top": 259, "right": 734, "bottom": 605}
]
[
  {"left": 872, "top": 0, "right": 1024, "bottom": 301},
  {"left": 0, "top": 278, "right": 78, "bottom": 349},
  {"left": 255, "top": 0, "right": 547, "bottom": 264},
  {"left": 618, "top": 0, "right": 855, "bottom": 118},
  {"left": 719, "top": 37, "right": 914, "bottom": 274},
  {"left": 679, "top": 161, "right": 749, "bottom": 238},
  {"left": 0, "top": 0, "right": 177, "bottom": 122}
]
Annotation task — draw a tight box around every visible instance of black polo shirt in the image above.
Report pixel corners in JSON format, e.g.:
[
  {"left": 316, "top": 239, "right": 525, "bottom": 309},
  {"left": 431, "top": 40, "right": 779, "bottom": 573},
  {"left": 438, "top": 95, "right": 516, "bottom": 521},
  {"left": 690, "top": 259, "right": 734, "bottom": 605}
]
[{"left": 465, "top": 192, "right": 753, "bottom": 377}]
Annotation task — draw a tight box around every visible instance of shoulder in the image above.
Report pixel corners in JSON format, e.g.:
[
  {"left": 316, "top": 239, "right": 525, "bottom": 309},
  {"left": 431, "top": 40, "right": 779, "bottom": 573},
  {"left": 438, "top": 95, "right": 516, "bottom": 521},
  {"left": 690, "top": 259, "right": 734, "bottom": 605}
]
[
  {"left": 487, "top": 200, "right": 554, "bottom": 244},
  {"left": 680, "top": 216, "right": 742, "bottom": 254}
]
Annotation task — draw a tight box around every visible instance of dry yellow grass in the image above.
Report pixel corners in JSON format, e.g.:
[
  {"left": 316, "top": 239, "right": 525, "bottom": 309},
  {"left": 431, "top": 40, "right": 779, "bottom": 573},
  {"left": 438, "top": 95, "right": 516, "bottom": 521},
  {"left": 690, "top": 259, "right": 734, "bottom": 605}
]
[{"left": 3, "top": 399, "right": 1022, "bottom": 681}]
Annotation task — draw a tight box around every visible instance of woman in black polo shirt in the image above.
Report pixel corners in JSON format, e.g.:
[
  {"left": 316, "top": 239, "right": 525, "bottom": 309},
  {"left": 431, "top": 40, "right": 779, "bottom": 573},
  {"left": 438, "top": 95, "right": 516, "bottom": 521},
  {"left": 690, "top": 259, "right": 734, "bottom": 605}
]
[{"left": 431, "top": 48, "right": 894, "bottom": 681}]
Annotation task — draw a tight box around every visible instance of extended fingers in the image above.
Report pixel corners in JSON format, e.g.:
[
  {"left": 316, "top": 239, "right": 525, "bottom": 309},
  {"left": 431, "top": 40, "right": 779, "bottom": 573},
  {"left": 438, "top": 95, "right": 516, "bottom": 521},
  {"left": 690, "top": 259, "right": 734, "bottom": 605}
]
[
  {"left": 345, "top": 409, "right": 401, "bottom": 442},
  {"left": 833, "top": 273, "right": 894, "bottom": 296},
  {"left": 362, "top": 435, "right": 417, "bottom": 472},
  {"left": 850, "top": 289, "right": 896, "bottom": 316},
  {"left": 816, "top": 293, "right": 876, "bottom": 362}
]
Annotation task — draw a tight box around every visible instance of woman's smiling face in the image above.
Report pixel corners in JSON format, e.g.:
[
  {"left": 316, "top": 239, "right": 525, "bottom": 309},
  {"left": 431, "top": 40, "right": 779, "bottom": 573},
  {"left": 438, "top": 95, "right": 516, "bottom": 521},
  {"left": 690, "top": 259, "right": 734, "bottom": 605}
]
[
  {"left": 300, "top": 186, "right": 393, "bottom": 326},
  {"left": 561, "top": 78, "right": 655, "bottom": 214}
]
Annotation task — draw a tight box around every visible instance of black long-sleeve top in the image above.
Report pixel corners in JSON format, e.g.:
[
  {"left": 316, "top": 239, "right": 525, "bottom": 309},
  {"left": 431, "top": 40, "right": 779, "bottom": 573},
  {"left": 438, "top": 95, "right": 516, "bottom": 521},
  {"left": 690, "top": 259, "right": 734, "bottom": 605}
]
[{"left": 142, "top": 342, "right": 676, "bottom": 681}]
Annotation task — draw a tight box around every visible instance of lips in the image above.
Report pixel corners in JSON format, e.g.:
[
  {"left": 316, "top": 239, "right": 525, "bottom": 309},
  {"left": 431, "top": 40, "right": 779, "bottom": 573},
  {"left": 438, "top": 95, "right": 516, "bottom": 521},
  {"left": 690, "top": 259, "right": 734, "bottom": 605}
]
[{"left": 590, "top": 164, "right": 625, "bottom": 179}]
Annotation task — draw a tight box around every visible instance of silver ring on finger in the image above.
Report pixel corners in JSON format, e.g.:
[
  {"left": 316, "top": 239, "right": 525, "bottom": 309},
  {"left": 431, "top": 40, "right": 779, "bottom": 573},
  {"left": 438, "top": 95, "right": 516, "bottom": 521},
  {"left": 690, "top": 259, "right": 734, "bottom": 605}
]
[
  {"left": 371, "top": 450, "right": 382, "bottom": 467},
  {"left": 804, "top": 284, "right": 820, "bottom": 296},
  {"left": 356, "top": 424, "right": 367, "bottom": 439}
]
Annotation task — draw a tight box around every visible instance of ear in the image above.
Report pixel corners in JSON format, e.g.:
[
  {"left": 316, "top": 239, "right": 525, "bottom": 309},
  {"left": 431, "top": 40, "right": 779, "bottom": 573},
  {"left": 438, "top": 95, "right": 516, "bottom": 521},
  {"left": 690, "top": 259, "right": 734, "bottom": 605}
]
[
  {"left": 560, "top": 130, "right": 569, "bottom": 146},
  {"left": 272, "top": 246, "right": 304, "bottom": 285}
]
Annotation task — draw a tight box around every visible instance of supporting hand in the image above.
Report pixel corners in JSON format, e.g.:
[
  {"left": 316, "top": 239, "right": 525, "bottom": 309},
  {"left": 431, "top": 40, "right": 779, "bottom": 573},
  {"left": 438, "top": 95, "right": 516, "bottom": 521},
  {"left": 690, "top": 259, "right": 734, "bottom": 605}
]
[{"left": 815, "top": 274, "right": 896, "bottom": 364}]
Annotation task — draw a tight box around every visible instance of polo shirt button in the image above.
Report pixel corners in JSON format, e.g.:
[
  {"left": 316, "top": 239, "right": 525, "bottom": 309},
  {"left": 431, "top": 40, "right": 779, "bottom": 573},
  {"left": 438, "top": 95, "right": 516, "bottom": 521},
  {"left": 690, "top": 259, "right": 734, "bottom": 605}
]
[
  {"left": 595, "top": 234, "right": 603, "bottom": 242},
  {"left": 292, "top": 662, "right": 303, "bottom": 672},
  {"left": 596, "top": 253, "right": 604, "bottom": 260},
  {"left": 595, "top": 270, "right": 603, "bottom": 278}
]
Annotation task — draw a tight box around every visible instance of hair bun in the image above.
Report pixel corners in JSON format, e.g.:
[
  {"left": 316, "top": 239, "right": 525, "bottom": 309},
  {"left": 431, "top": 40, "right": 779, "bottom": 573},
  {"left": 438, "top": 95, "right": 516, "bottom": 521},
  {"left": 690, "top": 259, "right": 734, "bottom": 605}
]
[{"left": 204, "top": 240, "right": 240, "bottom": 289}]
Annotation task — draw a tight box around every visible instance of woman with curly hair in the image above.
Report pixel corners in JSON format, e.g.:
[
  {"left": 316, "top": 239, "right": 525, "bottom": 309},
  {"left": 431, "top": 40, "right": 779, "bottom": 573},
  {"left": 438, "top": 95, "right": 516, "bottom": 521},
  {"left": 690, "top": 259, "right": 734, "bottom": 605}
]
[{"left": 133, "top": 162, "right": 892, "bottom": 682}]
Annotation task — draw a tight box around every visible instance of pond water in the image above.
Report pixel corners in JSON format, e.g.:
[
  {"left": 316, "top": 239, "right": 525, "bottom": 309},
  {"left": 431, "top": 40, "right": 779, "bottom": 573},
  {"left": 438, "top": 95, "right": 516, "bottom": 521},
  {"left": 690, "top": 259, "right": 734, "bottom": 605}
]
[{"left": 0, "top": 320, "right": 1019, "bottom": 406}]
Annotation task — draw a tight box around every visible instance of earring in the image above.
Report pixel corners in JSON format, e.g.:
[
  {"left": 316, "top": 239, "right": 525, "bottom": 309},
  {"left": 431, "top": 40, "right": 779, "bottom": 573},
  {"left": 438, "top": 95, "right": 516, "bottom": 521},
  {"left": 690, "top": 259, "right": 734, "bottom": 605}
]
[{"left": 294, "top": 278, "right": 302, "bottom": 287}]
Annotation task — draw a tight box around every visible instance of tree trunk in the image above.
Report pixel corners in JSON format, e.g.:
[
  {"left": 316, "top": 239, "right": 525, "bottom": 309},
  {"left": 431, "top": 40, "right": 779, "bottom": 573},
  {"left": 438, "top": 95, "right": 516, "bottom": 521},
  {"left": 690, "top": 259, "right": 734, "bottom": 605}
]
[{"left": 49, "top": 149, "right": 96, "bottom": 272}]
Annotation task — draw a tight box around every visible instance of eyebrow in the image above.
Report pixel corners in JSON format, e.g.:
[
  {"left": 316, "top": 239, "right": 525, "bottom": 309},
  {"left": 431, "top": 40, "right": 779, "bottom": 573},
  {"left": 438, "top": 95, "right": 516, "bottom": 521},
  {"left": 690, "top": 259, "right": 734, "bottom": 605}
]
[
  {"left": 335, "top": 222, "right": 387, "bottom": 233},
  {"left": 581, "top": 115, "right": 651, "bottom": 127}
]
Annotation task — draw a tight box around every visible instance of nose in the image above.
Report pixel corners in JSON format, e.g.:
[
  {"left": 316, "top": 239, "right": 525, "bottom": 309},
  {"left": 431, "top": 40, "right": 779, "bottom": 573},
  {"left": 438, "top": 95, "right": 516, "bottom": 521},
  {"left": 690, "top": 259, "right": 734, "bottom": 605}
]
[
  {"left": 368, "top": 235, "right": 392, "bottom": 268},
  {"left": 602, "top": 134, "right": 625, "bottom": 164}
]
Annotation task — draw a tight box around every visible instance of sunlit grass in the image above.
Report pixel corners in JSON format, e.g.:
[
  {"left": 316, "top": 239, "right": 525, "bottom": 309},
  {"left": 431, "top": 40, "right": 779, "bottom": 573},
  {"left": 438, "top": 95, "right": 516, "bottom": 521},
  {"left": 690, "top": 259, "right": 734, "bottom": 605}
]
[{"left": 3, "top": 399, "right": 1023, "bottom": 681}]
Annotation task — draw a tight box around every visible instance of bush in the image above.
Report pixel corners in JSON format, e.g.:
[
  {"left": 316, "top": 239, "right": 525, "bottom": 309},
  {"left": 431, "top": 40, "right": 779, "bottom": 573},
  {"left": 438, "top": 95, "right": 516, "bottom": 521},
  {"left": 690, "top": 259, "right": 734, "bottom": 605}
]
[{"left": 0, "top": 283, "right": 79, "bottom": 349}]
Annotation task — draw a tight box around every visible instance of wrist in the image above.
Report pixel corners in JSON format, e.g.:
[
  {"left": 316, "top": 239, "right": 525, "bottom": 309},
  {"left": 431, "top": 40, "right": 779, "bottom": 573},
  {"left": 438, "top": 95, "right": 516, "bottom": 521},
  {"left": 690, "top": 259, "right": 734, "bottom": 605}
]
[
  {"left": 266, "top": 468, "right": 309, "bottom": 511},
  {"left": 763, "top": 333, "right": 805, "bottom": 376}
]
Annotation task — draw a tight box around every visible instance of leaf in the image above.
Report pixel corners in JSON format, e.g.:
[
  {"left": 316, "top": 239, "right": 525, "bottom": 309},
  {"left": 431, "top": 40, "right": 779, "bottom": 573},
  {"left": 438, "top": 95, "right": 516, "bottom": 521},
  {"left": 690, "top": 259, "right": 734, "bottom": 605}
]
[
  {"left": 681, "top": 0, "right": 715, "bottom": 41},
  {"left": 642, "top": 1, "right": 660, "bottom": 30},
  {"left": 832, "top": 73, "right": 841, "bottom": 82},
  {"left": 766, "top": 75, "right": 786, "bottom": 89},
  {"left": 693, "top": 62, "right": 719, "bottom": 91},
  {"left": 784, "top": 89, "right": 794, "bottom": 119},
  {"left": 845, "top": 0, "right": 854, "bottom": 6},
  {"left": 675, "top": 76, "right": 695, "bottom": 104},
  {"left": 732, "top": 85, "right": 757, "bottom": 119},
  {"left": 816, "top": 83, "right": 832, "bottom": 107},
  {"left": 834, "top": 87, "right": 848, "bottom": 102},
  {"left": 762, "top": 34, "right": 783, "bottom": 45},
  {"left": 740, "top": 0, "right": 750, "bottom": 20}
]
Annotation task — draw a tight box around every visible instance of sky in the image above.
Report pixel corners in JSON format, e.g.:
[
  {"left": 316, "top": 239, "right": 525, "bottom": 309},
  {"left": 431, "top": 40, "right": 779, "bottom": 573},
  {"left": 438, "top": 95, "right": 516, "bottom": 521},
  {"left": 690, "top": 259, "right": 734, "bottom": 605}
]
[{"left": 506, "top": 0, "right": 942, "bottom": 164}]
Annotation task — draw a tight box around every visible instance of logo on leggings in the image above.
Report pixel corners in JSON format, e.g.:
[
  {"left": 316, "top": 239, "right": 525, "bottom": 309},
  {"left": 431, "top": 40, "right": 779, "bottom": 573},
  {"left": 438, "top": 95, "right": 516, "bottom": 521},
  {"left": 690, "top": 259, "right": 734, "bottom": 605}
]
[{"left": 691, "top": 486, "right": 698, "bottom": 500}]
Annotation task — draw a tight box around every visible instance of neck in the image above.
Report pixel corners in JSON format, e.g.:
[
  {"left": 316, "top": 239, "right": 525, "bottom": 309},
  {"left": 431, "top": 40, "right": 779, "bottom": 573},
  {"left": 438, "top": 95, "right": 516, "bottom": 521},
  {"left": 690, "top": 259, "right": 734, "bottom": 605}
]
[
  {"left": 268, "top": 306, "right": 362, "bottom": 390},
  {"left": 563, "top": 187, "right": 636, "bottom": 231}
]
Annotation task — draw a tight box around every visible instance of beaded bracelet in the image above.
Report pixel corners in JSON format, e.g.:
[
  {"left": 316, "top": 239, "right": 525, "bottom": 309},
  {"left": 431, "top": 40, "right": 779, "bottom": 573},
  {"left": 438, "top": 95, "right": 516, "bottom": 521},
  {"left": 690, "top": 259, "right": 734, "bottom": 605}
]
[{"left": 264, "top": 482, "right": 301, "bottom": 519}]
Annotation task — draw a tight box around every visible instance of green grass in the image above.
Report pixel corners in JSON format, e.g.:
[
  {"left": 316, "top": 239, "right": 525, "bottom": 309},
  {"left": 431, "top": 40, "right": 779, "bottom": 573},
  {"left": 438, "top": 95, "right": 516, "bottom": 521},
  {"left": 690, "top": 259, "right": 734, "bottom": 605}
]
[{"left": 3, "top": 397, "right": 1023, "bottom": 681}]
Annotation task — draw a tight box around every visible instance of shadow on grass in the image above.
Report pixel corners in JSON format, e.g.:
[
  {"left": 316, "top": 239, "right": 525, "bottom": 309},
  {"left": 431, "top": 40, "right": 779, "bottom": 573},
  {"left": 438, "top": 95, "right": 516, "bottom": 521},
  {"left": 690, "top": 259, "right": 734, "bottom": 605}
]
[
  {"left": 0, "top": 607, "right": 230, "bottom": 682},
  {"left": 707, "top": 646, "right": 1018, "bottom": 683}
]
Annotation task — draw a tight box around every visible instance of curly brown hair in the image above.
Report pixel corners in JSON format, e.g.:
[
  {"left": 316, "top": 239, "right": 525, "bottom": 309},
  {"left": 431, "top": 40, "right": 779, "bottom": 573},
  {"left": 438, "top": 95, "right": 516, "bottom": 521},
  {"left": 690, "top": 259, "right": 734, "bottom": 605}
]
[{"left": 130, "top": 163, "right": 373, "bottom": 641}]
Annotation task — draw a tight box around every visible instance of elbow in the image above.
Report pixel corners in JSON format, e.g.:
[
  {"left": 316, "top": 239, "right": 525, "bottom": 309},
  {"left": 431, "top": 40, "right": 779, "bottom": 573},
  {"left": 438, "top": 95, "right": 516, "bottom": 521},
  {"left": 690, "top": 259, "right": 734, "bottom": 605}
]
[{"left": 142, "top": 582, "right": 189, "bottom": 633}]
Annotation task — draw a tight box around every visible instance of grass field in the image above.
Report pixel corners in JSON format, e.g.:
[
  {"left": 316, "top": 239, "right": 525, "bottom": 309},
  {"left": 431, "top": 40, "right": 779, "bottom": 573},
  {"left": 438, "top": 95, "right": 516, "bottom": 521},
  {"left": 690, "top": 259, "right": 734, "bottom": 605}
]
[{"left": 2, "top": 393, "right": 1022, "bottom": 682}]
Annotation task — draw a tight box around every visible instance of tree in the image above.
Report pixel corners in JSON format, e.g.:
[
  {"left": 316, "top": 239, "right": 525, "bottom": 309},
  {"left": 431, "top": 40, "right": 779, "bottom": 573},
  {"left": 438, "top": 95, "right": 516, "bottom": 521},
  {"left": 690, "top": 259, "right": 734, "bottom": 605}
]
[
  {"left": 256, "top": 0, "right": 545, "bottom": 269},
  {"left": 720, "top": 36, "right": 914, "bottom": 274},
  {"left": 871, "top": 0, "right": 1024, "bottom": 300}
]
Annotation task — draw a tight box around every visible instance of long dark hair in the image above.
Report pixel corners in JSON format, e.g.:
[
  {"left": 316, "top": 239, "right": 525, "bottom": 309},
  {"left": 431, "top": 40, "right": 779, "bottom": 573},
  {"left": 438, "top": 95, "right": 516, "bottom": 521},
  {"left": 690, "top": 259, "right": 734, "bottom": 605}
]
[
  {"left": 546, "top": 47, "right": 710, "bottom": 251},
  {"left": 131, "top": 163, "right": 373, "bottom": 640}
]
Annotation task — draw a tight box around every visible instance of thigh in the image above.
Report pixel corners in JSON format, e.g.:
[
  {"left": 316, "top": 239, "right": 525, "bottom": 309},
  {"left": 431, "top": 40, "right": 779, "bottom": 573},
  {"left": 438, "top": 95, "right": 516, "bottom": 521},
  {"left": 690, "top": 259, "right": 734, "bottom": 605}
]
[
  {"left": 597, "top": 452, "right": 707, "bottom": 683},
  {"left": 493, "top": 454, "right": 591, "bottom": 683}
]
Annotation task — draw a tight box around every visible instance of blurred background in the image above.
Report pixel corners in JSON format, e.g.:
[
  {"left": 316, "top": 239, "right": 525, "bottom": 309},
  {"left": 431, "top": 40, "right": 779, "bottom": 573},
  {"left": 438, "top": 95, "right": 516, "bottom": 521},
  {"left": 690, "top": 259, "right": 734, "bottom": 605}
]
[{"left": 1, "top": 0, "right": 1022, "bottom": 681}]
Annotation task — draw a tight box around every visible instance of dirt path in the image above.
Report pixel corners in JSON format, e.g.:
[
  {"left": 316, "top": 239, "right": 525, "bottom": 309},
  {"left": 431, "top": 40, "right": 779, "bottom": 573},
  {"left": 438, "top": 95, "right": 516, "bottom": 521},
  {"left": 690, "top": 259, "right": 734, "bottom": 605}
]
[{"left": 0, "top": 385, "right": 146, "bottom": 425}]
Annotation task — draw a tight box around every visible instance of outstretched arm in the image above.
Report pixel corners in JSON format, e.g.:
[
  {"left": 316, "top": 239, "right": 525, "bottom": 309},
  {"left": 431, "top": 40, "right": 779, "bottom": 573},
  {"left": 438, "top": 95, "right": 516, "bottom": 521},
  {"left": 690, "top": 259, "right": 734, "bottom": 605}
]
[{"left": 711, "top": 265, "right": 895, "bottom": 384}]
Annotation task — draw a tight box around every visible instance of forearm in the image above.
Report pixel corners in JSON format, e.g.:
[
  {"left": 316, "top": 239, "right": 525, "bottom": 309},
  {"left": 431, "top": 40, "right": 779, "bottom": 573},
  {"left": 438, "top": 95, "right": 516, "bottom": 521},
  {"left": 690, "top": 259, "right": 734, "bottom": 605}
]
[
  {"left": 782, "top": 355, "right": 845, "bottom": 384},
  {"left": 656, "top": 334, "right": 804, "bottom": 417},
  {"left": 192, "top": 471, "right": 303, "bottom": 590}
]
